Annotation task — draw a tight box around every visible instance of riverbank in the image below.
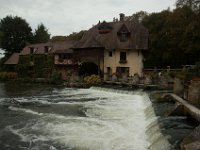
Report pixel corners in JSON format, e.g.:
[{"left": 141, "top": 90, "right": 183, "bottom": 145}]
[{"left": 152, "top": 93, "right": 200, "bottom": 150}]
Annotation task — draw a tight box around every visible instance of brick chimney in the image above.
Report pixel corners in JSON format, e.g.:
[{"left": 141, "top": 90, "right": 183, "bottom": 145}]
[{"left": 119, "top": 13, "right": 125, "bottom": 21}]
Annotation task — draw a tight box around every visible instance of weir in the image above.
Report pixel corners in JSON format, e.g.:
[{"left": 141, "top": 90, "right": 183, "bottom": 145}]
[
  {"left": 1, "top": 84, "right": 194, "bottom": 150},
  {"left": 90, "top": 87, "right": 172, "bottom": 149}
]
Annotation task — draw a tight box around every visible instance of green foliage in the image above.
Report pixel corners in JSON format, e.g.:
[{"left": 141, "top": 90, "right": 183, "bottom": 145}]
[
  {"left": 83, "top": 75, "right": 101, "bottom": 86},
  {"left": 0, "top": 16, "right": 33, "bottom": 55},
  {"left": 126, "top": 11, "right": 148, "bottom": 22},
  {"left": 49, "top": 70, "right": 62, "bottom": 84},
  {"left": 151, "top": 93, "right": 169, "bottom": 103},
  {"left": 17, "top": 54, "right": 54, "bottom": 78},
  {"left": 50, "top": 30, "right": 86, "bottom": 42},
  {"left": 174, "top": 62, "right": 200, "bottom": 81},
  {"left": 66, "top": 30, "right": 86, "bottom": 40},
  {"left": 143, "top": 6, "right": 200, "bottom": 68},
  {"left": 33, "top": 55, "right": 47, "bottom": 77},
  {"left": 185, "top": 62, "right": 200, "bottom": 80},
  {"left": 0, "top": 72, "right": 17, "bottom": 80},
  {"left": 50, "top": 36, "right": 68, "bottom": 42},
  {"left": 33, "top": 23, "right": 50, "bottom": 43},
  {"left": 17, "top": 55, "right": 32, "bottom": 77},
  {"left": 176, "top": 0, "right": 200, "bottom": 12}
]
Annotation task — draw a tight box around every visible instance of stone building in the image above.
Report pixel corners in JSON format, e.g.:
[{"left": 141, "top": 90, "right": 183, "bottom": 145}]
[
  {"left": 4, "top": 13, "right": 148, "bottom": 80},
  {"left": 74, "top": 13, "right": 148, "bottom": 80}
]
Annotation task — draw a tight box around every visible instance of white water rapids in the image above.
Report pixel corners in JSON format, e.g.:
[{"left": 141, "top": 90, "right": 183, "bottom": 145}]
[{"left": 4, "top": 87, "right": 172, "bottom": 150}]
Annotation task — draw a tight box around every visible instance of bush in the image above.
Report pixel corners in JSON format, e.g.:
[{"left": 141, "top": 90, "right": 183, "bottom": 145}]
[
  {"left": 83, "top": 75, "right": 101, "bottom": 86},
  {"left": 0, "top": 72, "right": 17, "bottom": 80},
  {"left": 176, "top": 62, "right": 200, "bottom": 81},
  {"left": 49, "top": 70, "right": 62, "bottom": 84}
]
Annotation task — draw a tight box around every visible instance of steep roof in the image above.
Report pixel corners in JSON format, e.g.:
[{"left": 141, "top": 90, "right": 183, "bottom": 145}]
[
  {"left": 4, "top": 53, "right": 20, "bottom": 65},
  {"left": 20, "top": 41, "right": 76, "bottom": 55},
  {"left": 74, "top": 20, "right": 148, "bottom": 50},
  {"left": 50, "top": 41, "right": 75, "bottom": 54}
]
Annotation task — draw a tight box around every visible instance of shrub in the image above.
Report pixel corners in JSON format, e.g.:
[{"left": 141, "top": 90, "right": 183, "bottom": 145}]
[
  {"left": 83, "top": 75, "right": 101, "bottom": 86},
  {"left": 49, "top": 70, "right": 62, "bottom": 84},
  {"left": 0, "top": 72, "right": 17, "bottom": 80}
]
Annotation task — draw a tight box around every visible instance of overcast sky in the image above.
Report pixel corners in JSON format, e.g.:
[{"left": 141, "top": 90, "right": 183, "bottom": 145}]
[{"left": 0, "top": 0, "right": 176, "bottom": 36}]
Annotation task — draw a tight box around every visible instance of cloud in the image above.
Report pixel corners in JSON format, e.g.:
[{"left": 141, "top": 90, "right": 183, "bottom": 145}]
[{"left": 0, "top": 0, "right": 176, "bottom": 36}]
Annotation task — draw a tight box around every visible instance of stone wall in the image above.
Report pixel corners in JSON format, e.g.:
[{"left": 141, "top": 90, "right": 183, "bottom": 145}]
[
  {"left": 188, "top": 80, "right": 200, "bottom": 108},
  {"left": 173, "top": 77, "right": 184, "bottom": 97}
]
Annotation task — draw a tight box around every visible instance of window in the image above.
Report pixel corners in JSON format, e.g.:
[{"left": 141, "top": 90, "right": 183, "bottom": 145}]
[
  {"left": 59, "top": 54, "right": 72, "bottom": 59},
  {"left": 119, "top": 52, "right": 127, "bottom": 63},
  {"left": 119, "top": 33, "right": 128, "bottom": 42},
  {"left": 30, "top": 55, "right": 33, "bottom": 61},
  {"left": 44, "top": 46, "right": 49, "bottom": 53},
  {"left": 109, "top": 51, "right": 112, "bottom": 57},
  {"left": 116, "top": 67, "right": 129, "bottom": 77},
  {"left": 30, "top": 47, "right": 34, "bottom": 54},
  {"left": 107, "top": 67, "right": 111, "bottom": 75},
  {"left": 120, "top": 52, "right": 126, "bottom": 60},
  {"left": 117, "top": 24, "right": 130, "bottom": 42}
]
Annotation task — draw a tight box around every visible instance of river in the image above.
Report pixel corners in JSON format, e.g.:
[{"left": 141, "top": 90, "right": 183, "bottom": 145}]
[{"left": 0, "top": 82, "right": 195, "bottom": 150}]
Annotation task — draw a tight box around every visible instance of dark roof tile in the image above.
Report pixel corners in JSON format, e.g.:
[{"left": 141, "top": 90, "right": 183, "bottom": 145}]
[
  {"left": 4, "top": 53, "right": 20, "bottom": 65},
  {"left": 74, "top": 21, "right": 148, "bottom": 50}
]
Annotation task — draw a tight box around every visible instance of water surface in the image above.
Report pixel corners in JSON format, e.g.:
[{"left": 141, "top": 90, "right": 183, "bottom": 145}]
[{"left": 0, "top": 82, "right": 193, "bottom": 150}]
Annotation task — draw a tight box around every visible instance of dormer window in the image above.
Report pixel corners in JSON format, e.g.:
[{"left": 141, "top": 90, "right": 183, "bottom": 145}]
[
  {"left": 98, "top": 21, "right": 113, "bottom": 34},
  {"left": 117, "top": 24, "right": 130, "bottom": 42}
]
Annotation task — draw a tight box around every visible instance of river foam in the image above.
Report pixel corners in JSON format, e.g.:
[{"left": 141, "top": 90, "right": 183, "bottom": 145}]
[{"left": 7, "top": 87, "right": 171, "bottom": 150}]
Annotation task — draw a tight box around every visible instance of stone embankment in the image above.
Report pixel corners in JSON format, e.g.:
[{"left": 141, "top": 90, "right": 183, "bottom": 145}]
[
  {"left": 164, "top": 93, "right": 200, "bottom": 150},
  {"left": 165, "top": 93, "right": 200, "bottom": 122}
]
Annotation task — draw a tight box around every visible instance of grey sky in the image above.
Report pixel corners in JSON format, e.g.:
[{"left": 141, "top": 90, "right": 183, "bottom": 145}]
[{"left": 0, "top": 0, "right": 176, "bottom": 36}]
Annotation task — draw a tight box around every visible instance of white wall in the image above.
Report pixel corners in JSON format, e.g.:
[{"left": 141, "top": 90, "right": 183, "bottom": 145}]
[{"left": 104, "top": 49, "right": 143, "bottom": 76}]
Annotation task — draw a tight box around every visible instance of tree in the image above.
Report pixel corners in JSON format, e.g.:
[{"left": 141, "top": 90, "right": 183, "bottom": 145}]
[
  {"left": 50, "top": 36, "right": 68, "bottom": 42},
  {"left": 176, "top": 0, "right": 200, "bottom": 12},
  {"left": 33, "top": 23, "right": 50, "bottom": 43},
  {"left": 50, "top": 30, "right": 86, "bottom": 42},
  {"left": 142, "top": 6, "right": 200, "bottom": 68},
  {"left": 0, "top": 16, "right": 33, "bottom": 55},
  {"left": 142, "top": 10, "right": 172, "bottom": 68},
  {"left": 66, "top": 30, "right": 86, "bottom": 40}
]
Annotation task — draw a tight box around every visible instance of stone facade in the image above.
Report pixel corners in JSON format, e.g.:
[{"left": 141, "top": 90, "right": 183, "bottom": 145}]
[
  {"left": 173, "top": 77, "right": 185, "bottom": 97},
  {"left": 188, "top": 80, "right": 200, "bottom": 108}
]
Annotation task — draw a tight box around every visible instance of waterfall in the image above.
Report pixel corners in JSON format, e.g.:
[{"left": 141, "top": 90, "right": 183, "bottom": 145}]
[
  {"left": 3, "top": 86, "right": 172, "bottom": 150},
  {"left": 90, "top": 86, "right": 172, "bottom": 150}
]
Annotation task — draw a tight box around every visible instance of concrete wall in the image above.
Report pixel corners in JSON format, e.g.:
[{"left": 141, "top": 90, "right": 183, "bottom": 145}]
[{"left": 104, "top": 49, "right": 143, "bottom": 76}]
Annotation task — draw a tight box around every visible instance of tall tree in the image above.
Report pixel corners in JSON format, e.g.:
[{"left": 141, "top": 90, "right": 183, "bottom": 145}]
[
  {"left": 66, "top": 30, "right": 86, "bottom": 40},
  {"left": 142, "top": 6, "right": 200, "bottom": 68},
  {"left": 50, "top": 36, "right": 68, "bottom": 42},
  {"left": 33, "top": 23, "right": 50, "bottom": 43},
  {"left": 0, "top": 16, "right": 33, "bottom": 55},
  {"left": 176, "top": 0, "right": 200, "bottom": 12}
]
